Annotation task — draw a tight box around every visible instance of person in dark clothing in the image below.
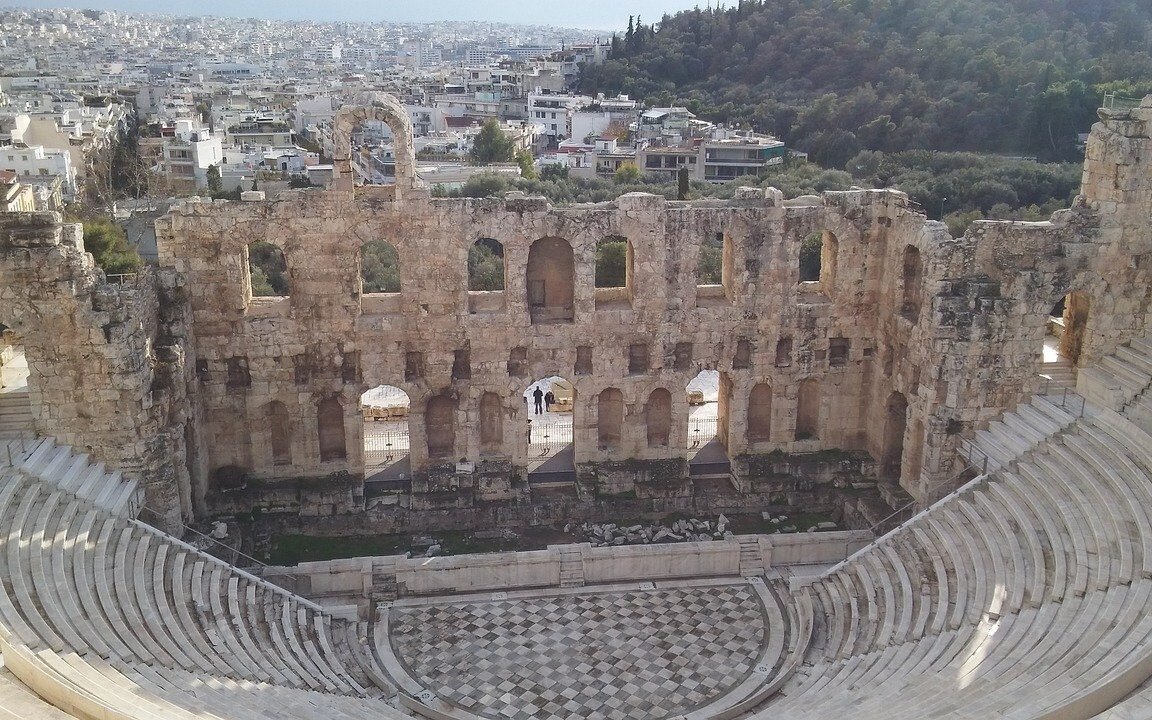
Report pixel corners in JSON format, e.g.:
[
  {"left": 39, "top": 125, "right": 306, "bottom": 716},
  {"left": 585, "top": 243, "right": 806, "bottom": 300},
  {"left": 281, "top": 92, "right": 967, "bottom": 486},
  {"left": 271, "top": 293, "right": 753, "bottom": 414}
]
[
  {"left": 532, "top": 385, "right": 544, "bottom": 414},
  {"left": 544, "top": 390, "right": 555, "bottom": 411}
]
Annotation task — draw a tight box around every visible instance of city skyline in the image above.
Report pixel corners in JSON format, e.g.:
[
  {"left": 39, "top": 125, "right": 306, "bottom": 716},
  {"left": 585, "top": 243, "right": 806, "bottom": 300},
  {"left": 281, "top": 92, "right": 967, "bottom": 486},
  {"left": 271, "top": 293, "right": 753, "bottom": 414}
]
[{"left": 4, "top": 0, "right": 707, "bottom": 30}]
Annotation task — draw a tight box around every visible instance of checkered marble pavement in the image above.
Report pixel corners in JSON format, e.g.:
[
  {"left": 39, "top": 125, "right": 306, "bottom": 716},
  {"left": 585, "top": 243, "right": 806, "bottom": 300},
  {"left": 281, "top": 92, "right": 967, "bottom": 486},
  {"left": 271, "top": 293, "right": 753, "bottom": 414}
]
[{"left": 389, "top": 584, "right": 768, "bottom": 720}]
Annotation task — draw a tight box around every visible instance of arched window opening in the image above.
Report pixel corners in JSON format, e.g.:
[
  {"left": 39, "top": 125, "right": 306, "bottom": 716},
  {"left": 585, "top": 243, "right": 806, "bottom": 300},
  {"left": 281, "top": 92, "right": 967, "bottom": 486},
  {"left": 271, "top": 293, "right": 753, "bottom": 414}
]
[
  {"left": 595, "top": 235, "right": 633, "bottom": 309},
  {"left": 526, "top": 237, "right": 575, "bottom": 324},
  {"left": 696, "top": 231, "right": 731, "bottom": 307},
  {"left": 360, "top": 239, "right": 401, "bottom": 294},
  {"left": 268, "top": 400, "right": 292, "bottom": 466},
  {"left": 800, "top": 230, "right": 838, "bottom": 291},
  {"left": 747, "top": 383, "right": 773, "bottom": 443},
  {"left": 523, "top": 376, "right": 575, "bottom": 478},
  {"left": 247, "top": 241, "right": 288, "bottom": 298},
  {"left": 597, "top": 388, "right": 624, "bottom": 450},
  {"left": 317, "top": 396, "right": 347, "bottom": 461},
  {"left": 479, "top": 392, "right": 504, "bottom": 454},
  {"left": 796, "top": 379, "right": 821, "bottom": 441},
  {"left": 646, "top": 388, "right": 672, "bottom": 447},
  {"left": 882, "top": 392, "right": 908, "bottom": 479},
  {"left": 425, "top": 394, "right": 457, "bottom": 460},
  {"left": 360, "top": 384, "right": 411, "bottom": 475},
  {"left": 798, "top": 233, "right": 822, "bottom": 283},
  {"left": 468, "top": 237, "right": 505, "bottom": 291},
  {"left": 901, "top": 245, "right": 923, "bottom": 321}
]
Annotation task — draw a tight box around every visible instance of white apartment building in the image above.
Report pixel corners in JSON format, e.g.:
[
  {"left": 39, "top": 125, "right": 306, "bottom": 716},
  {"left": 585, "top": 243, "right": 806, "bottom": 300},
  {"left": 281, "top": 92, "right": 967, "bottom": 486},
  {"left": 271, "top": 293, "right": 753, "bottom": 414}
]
[
  {"left": 527, "top": 91, "right": 591, "bottom": 143},
  {"left": 0, "top": 144, "right": 76, "bottom": 198},
  {"left": 159, "top": 119, "right": 223, "bottom": 190}
]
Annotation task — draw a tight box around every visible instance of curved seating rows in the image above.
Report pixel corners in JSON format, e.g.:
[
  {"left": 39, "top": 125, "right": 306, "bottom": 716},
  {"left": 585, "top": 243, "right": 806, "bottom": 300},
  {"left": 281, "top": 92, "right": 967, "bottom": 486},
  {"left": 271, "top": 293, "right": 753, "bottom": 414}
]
[
  {"left": 758, "top": 336, "right": 1152, "bottom": 718},
  {"left": 0, "top": 448, "right": 409, "bottom": 720}
]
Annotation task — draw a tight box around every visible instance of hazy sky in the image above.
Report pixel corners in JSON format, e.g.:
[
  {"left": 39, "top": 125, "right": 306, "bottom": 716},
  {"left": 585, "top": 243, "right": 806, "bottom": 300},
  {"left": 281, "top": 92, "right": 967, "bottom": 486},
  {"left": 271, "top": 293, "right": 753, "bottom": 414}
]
[{"left": 9, "top": 1, "right": 707, "bottom": 31}]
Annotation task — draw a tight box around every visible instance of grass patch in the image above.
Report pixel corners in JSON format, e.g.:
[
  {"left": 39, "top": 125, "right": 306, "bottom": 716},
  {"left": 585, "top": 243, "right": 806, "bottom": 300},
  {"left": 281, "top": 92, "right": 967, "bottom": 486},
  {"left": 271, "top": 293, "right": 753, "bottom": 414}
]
[{"left": 267, "top": 533, "right": 407, "bottom": 565}]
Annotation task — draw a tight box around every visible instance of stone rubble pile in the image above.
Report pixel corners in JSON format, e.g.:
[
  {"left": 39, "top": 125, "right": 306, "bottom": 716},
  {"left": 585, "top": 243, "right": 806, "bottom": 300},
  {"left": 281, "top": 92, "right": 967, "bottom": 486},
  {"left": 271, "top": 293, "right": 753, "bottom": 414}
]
[{"left": 571, "top": 514, "right": 736, "bottom": 547}]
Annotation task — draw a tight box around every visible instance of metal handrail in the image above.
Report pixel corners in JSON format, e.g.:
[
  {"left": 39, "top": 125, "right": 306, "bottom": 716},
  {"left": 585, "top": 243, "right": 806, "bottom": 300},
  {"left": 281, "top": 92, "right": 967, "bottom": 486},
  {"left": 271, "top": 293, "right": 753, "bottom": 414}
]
[
  {"left": 138, "top": 505, "right": 269, "bottom": 574},
  {"left": 1, "top": 431, "right": 36, "bottom": 467}
]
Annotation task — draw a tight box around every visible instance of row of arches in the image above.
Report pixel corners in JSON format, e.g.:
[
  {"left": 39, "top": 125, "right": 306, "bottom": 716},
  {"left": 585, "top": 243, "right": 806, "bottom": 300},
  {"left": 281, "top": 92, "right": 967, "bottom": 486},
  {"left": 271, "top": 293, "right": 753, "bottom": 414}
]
[
  {"left": 282, "top": 376, "right": 840, "bottom": 470},
  {"left": 245, "top": 231, "right": 889, "bottom": 322}
]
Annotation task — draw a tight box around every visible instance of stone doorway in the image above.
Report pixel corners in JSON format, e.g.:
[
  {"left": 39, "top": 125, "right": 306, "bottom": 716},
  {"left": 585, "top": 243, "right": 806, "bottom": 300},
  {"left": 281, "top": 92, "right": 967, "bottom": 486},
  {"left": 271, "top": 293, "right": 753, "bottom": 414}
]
[
  {"left": 686, "top": 370, "right": 730, "bottom": 477},
  {"left": 523, "top": 376, "right": 575, "bottom": 484},
  {"left": 360, "top": 384, "right": 411, "bottom": 485},
  {"left": 0, "top": 332, "right": 32, "bottom": 439},
  {"left": 1042, "top": 293, "right": 1086, "bottom": 391}
]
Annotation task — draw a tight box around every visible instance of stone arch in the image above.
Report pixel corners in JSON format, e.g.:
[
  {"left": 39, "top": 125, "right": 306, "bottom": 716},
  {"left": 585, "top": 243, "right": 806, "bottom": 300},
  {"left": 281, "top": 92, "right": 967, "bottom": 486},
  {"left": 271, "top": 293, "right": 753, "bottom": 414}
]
[
  {"left": 901, "top": 245, "right": 923, "bottom": 320},
  {"left": 360, "top": 239, "right": 401, "bottom": 294},
  {"left": 597, "top": 387, "right": 624, "bottom": 450},
  {"left": 796, "top": 379, "right": 820, "bottom": 440},
  {"left": 747, "top": 383, "right": 773, "bottom": 443},
  {"left": 331, "top": 92, "right": 423, "bottom": 198},
  {"left": 246, "top": 240, "right": 289, "bottom": 298},
  {"left": 882, "top": 391, "right": 908, "bottom": 478},
  {"left": 268, "top": 400, "right": 292, "bottom": 466},
  {"left": 425, "top": 393, "right": 457, "bottom": 460},
  {"left": 479, "top": 391, "right": 504, "bottom": 453},
  {"left": 317, "top": 396, "right": 347, "bottom": 461},
  {"left": 527, "top": 237, "right": 575, "bottom": 324},
  {"left": 645, "top": 388, "right": 672, "bottom": 447}
]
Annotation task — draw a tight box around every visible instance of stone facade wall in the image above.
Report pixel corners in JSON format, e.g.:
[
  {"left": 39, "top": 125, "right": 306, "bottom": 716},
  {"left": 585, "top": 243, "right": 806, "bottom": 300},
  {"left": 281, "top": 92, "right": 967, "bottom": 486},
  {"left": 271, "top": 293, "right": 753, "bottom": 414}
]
[
  {"left": 6, "top": 95, "right": 1151, "bottom": 525},
  {"left": 0, "top": 213, "right": 193, "bottom": 531}
]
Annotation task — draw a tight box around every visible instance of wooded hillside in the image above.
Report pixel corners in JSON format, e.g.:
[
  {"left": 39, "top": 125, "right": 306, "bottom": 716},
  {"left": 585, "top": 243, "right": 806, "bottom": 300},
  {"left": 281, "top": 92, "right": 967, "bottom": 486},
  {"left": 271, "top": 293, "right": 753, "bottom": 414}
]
[{"left": 579, "top": 0, "right": 1152, "bottom": 162}]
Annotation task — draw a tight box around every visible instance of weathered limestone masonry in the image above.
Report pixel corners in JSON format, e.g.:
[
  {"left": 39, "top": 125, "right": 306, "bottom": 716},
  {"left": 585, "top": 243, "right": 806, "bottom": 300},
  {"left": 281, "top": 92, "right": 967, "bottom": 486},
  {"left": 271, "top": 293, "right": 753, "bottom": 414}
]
[
  {"left": 0, "top": 213, "right": 194, "bottom": 532},
  {"left": 5, "top": 95, "right": 1150, "bottom": 526},
  {"left": 147, "top": 95, "right": 1152, "bottom": 518}
]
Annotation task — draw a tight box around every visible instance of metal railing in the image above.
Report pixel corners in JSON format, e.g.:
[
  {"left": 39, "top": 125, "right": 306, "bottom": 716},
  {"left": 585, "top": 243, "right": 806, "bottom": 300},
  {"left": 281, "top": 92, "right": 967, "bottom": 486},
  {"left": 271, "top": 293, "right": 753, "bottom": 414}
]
[
  {"left": 104, "top": 273, "right": 138, "bottom": 285},
  {"left": 527, "top": 420, "right": 573, "bottom": 457},
  {"left": 1, "top": 431, "right": 36, "bottom": 468},
  {"left": 688, "top": 416, "right": 718, "bottom": 448},
  {"left": 364, "top": 426, "right": 410, "bottom": 466},
  {"left": 1103, "top": 92, "right": 1143, "bottom": 111},
  {"left": 139, "top": 505, "right": 269, "bottom": 575},
  {"left": 1038, "top": 376, "right": 1087, "bottom": 418}
]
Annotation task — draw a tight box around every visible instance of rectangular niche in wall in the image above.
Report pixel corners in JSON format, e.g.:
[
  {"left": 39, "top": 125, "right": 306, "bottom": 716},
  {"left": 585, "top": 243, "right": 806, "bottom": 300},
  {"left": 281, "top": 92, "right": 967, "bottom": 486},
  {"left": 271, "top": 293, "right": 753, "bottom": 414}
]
[
  {"left": 733, "top": 338, "right": 752, "bottom": 370},
  {"left": 507, "top": 347, "right": 528, "bottom": 377},
  {"left": 226, "top": 357, "right": 251, "bottom": 389},
  {"left": 405, "top": 351, "right": 425, "bottom": 381},
  {"left": 829, "top": 337, "right": 850, "bottom": 367},
  {"left": 575, "top": 346, "right": 593, "bottom": 375},
  {"left": 452, "top": 348, "right": 472, "bottom": 380},
  {"left": 673, "top": 342, "right": 693, "bottom": 371},
  {"left": 628, "top": 343, "right": 650, "bottom": 375},
  {"left": 341, "top": 351, "right": 360, "bottom": 384}
]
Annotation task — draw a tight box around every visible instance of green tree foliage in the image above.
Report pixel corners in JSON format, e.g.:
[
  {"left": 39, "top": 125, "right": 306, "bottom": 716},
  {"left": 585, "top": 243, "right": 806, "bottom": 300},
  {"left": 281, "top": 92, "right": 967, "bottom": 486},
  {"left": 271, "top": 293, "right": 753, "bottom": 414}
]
[
  {"left": 515, "top": 150, "right": 538, "bottom": 179},
  {"left": 614, "top": 162, "right": 642, "bottom": 184},
  {"left": 206, "top": 164, "right": 223, "bottom": 195},
  {"left": 468, "top": 239, "right": 505, "bottom": 291},
  {"left": 697, "top": 233, "right": 723, "bottom": 285},
  {"left": 580, "top": 1, "right": 1152, "bottom": 161},
  {"left": 470, "top": 119, "right": 516, "bottom": 164},
  {"left": 82, "top": 218, "right": 141, "bottom": 275},
  {"left": 595, "top": 237, "right": 629, "bottom": 287},
  {"left": 799, "top": 233, "right": 823, "bottom": 282},
  {"left": 360, "top": 240, "right": 400, "bottom": 294},
  {"left": 248, "top": 241, "right": 288, "bottom": 296}
]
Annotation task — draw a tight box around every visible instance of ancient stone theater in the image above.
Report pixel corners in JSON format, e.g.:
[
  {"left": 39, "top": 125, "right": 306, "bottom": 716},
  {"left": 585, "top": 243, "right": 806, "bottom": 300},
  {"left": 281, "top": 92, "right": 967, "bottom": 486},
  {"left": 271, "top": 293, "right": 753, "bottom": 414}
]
[{"left": 2, "top": 93, "right": 1152, "bottom": 718}]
